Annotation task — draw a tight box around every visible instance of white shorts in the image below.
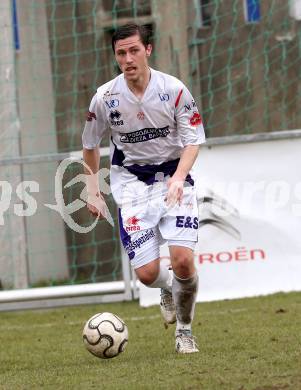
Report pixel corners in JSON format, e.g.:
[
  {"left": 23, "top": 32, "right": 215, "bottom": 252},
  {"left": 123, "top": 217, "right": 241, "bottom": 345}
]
[{"left": 118, "top": 180, "right": 199, "bottom": 269}]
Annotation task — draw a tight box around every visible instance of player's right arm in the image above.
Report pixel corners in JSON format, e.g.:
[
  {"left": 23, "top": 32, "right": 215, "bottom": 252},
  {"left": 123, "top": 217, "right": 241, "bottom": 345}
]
[
  {"left": 83, "top": 147, "right": 102, "bottom": 217},
  {"left": 82, "top": 93, "right": 108, "bottom": 217}
]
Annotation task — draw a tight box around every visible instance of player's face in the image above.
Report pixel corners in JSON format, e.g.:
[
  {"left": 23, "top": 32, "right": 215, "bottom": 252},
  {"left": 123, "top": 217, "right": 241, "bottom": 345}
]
[{"left": 114, "top": 34, "right": 152, "bottom": 81}]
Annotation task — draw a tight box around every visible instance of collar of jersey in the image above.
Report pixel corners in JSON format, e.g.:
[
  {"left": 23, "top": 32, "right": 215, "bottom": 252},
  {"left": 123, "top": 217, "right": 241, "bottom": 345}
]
[{"left": 123, "top": 67, "right": 155, "bottom": 104}]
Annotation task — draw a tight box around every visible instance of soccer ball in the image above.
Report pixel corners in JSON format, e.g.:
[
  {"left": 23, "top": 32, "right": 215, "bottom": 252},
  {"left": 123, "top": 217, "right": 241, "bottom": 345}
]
[{"left": 82, "top": 312, "right": 128, "bottom": 359}]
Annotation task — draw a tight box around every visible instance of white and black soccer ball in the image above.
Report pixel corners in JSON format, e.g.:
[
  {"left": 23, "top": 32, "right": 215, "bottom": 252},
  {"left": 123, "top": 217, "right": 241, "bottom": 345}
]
[{"left": 83, "top": 312, "right": 128, "bottom": 359}]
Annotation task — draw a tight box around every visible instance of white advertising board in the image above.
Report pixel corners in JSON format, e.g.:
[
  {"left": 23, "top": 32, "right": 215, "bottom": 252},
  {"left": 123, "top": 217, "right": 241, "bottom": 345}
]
[{"left": 140, "top": 138, "right": 301, "bottom": 306}]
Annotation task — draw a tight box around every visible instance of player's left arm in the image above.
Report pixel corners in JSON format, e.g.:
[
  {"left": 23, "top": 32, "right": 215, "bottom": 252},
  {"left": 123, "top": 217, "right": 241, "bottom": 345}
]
[
  {"left": 166, "top": 144, "right": 200, "bottom": 206},
  {"left": 173, "top": 144, "right": 200, "bottom": 181},
  {"left": 166, "top": 85, "right": 205, "bottom": 206}
]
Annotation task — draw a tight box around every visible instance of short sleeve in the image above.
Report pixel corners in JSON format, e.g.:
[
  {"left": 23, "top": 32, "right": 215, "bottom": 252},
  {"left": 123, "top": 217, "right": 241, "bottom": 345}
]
[
  {"left": 82, "top": 93, "right": 108, "bottom": 149},
  {"left": 175, "top": 85, "right": 206, "bottom": 146}
]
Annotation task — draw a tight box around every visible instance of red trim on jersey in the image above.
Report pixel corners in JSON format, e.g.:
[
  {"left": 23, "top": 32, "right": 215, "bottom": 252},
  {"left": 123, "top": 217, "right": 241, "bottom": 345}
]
[{"left": 175, "top": 89, "right": 183, "bottom": 108}]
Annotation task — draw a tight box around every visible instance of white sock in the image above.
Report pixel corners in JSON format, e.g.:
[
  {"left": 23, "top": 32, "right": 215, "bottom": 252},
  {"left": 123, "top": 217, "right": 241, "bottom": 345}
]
[
  {"left": 172, "top": 272, "right": 199, "bottom": 334},
  {"left": 148, "top": 263, "right": 173, "bottom": 292}
]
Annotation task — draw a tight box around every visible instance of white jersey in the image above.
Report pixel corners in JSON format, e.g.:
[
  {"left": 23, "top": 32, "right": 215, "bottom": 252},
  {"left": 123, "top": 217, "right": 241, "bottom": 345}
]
[{"left": 82, "top": 68, "right": 205, "bottom": 203}]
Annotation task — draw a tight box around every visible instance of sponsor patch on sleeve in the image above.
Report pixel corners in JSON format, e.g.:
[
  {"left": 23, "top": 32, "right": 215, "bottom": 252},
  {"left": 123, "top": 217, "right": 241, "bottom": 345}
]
[
  {"left": 189, "top": 112, "right": 202, "bottom": 126},
  {"left": 86, "top": 111, "right": 97, "bottom": 122}
]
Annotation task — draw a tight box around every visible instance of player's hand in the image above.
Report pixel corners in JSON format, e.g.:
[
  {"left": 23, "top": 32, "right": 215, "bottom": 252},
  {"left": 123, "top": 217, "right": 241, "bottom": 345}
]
[
  {"left": 87, "top": 192, "right": 108, "bottom": 218},
  {"left": 166, "top": 176, "right": 184, "bottom": 207}
]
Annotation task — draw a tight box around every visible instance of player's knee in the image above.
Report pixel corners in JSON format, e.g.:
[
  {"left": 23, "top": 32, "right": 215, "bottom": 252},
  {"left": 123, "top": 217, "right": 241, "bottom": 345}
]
[
  {"left": 172, "top": 255, "right": 195, "bottom": 279},
  {"left": 135, "top": 266, "right": 159, "bottom": 286},
  {"left": 137, "top": 271, "right": 158, "bottom": 286}
]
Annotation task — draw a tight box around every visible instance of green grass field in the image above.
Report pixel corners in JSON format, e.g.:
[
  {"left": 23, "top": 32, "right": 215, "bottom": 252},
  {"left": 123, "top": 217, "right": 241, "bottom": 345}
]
[{"left": 0, "top": 292, "right": 300, "bottom": 390}]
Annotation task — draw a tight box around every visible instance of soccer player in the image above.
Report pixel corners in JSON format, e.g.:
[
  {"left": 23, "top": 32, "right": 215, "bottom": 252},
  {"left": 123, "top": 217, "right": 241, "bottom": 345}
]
[{"left": 82, "top": 23, "right": 206, "bottom": 353}]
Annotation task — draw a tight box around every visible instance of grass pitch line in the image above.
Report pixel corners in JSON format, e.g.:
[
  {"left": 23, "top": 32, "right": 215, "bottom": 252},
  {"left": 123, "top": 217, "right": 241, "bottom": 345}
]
[
  {"left": 0, "top": 321, "right": 82, "bottom": 331},
  {"left": 0, "top": 309, "right": 248, "bottom": 332},
  {"left": 127, "top": 314, "right": 161, "bottom": 321},
  {"left": 0, "top": 314, "right": 162, "bottom": 331},
  {"left": 206, "top": 307, "right": 247, "bottom": 315}
]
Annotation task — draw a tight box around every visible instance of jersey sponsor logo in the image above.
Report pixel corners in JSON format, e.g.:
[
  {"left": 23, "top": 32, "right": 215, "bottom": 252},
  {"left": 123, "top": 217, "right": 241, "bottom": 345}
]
[
  {"left": 120, "top": 126, "right": 170, "bottom": 144},
  {"left": 125, "top": 229, "right": 155, "bottom": 260},
  {"left": 105, "top": 99, "right": 119, "bottom": 109},
  {"left": 176, "top": 216, "right": 199, "bottom": 229},
  {"left": 110, "top": 110, "right": 124, "bottom": 126},
  {"left": 125, "top": 216, "right": 141, "bottom": 232},
  {"left": 189, "top": 112, "right": 202, "bottom": 126},
  {"left": 184, "top": 100, "right": 197, "bottom": 112},
  {"left": 110, "top": 110, "right": 121, "bottom": 120},
  {"left": 159, "top": 93, "right": 169, "bottom": 101},
  {"left": 137, "top": 111, "right": 145, "bottom": 120},
  {"left": 86, "top": 111, "right": 97, "bottom": 122}
]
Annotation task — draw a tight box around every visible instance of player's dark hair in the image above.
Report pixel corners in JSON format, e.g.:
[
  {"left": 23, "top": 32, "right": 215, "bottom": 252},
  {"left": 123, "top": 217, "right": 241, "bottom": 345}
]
[{"left": 111, "top": 23, "right": 151, "bottom": 53}]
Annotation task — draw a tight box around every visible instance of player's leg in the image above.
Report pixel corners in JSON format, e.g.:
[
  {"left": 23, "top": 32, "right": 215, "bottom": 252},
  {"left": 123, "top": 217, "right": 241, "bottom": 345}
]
[
  {"left": 129, "top": 249, "right": 175, "bottom": 325},
  {"left": 169, "top": 243, "right": 199, "bottom": 353},
  {"left": 119, "top": 203, "right": 176, "bottom": 325},
  {"left": 118, "top": 177, "right": 176, "bottom": 325},
  {"left": 159, "top": 182, "right": 199, "bottom": 353},
  {"left": 135, "top": 259, "right": 175, "bottom": 325},
  {"left": 134, "top": 257, "right": 171, "bottom": 290}
]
